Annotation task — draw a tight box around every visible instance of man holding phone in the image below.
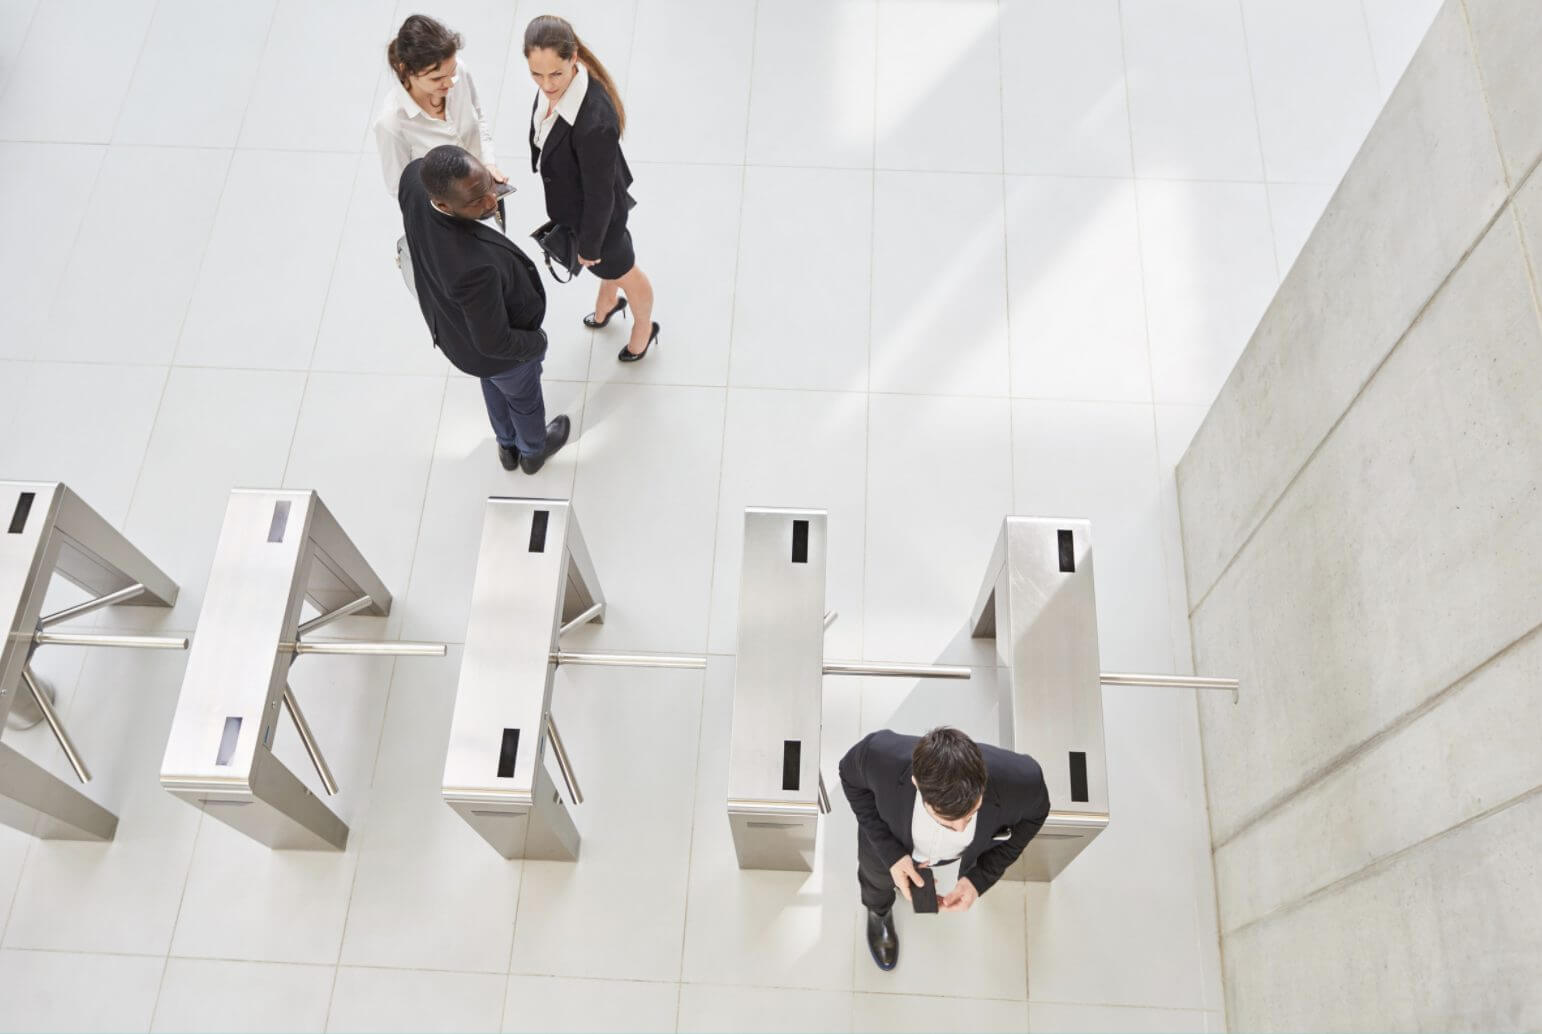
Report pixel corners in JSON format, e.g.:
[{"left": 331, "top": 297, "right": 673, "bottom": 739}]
[
  {"left": 838, "top": 727, "right": 1051, "bottom": 971},
  {"left": 399, "top": 145, "right": 570, "bottom": 475}
]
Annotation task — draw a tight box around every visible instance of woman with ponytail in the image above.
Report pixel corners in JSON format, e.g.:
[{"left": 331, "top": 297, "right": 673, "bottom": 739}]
[
  {"left": 525, "top": 15, "right": 658, "bottom": 361},
  {"left": 375, "top": 15, "right": 506, "bottom": 197}
]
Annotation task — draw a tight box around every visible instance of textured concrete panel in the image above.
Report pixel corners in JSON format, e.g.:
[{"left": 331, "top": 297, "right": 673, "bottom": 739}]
[
  {"left": 1191, "top": 212, "right": 1542, "bottom": 843},
  {"left": 1465, "top": 0, "right": 1542, "bottom": 184},
  {"left": 1177, "top": 0, "right": 1508, "bottom": 603},
  {"left": 1510, "top": 160, "right": 1542, "bottom": 274},
  {"left": 1223, "top": 790, "right": 1542, "bottom": 1030},
  {"left": 1213, "top": 625, "right": 1542, "bottom": 932}
]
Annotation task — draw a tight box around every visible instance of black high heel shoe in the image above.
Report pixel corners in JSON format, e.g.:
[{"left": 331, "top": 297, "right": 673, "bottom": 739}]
[
  {"left": 618, "top": 321, "right": 659, "bottom": 363},
  {"left": 583, "top": 297, "right": 629, "bottom": 329}
]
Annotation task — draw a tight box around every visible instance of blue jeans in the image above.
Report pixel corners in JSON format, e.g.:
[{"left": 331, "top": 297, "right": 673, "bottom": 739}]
[{"left": 480, "top": 359, "right": 547, "bottom": 455}]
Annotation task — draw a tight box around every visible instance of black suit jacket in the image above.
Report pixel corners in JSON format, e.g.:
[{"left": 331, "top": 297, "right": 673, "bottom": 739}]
[
  {"left": 838, "top": 730, "right": 1051, "bottom": 897},
  {"left": 398, "top": 157, "right": 547, "bottom": 379},
  {"left": 529, "top": 81, "right": 634, "bottom": 260}
]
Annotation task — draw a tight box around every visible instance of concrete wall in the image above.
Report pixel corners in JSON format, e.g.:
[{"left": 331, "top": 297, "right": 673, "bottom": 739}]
[{"left": 1176, "top": 0, "right": 1542, "bottom": 1028}]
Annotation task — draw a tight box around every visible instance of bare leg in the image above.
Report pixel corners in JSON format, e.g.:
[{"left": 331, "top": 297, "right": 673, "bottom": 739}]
[
  {"left": 592, "top": 278, "right": 623, "bottom": 323},
  {"left": 617, "top": 265, "right": 655, "bottom": 354}
]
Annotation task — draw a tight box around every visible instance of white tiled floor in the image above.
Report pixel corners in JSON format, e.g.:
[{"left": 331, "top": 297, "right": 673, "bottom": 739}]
[{"left": 0, "top": 1, "right": 1437, "bottom": 1030}]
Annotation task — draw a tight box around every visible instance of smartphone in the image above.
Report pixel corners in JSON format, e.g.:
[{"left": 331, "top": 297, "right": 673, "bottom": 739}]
[
  {"left": 911, "top": 866, "right": 939, "bottom": 914},
  {"left": 493, "top": 181, "right": 516, "bottom": 198}
]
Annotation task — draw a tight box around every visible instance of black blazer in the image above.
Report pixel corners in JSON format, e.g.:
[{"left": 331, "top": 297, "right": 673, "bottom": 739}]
[
  {"left": 838, "top": 730, "right": 1051, "bottom": 897},
  {"left": 528, "top": 80, "right": 634, "bottom": 260},
  {"left": 398, "top": 157, "right": 547, "bottom": 379}
]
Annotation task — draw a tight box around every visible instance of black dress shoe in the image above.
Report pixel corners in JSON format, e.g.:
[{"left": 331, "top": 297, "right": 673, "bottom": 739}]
[
  {"left": 584, "top": 296, "right": 628, "bottom": 328},
  {"left": 618, "top": 321, "right": 659, "bottom": 363},
  {"left": 866, "top": 908, "right": 899, "bottom": 971},
  {"left": 518, "top": 414, "right": 571, "bottom": 475},
  {"left": 497, "top": 444, "right": 519, "bottom": 471}
]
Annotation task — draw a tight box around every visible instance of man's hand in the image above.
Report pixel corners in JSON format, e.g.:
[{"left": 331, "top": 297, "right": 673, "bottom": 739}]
[
  {"left": 938, "top": 877, "right": 978, "bottom": 913},
  {"left": 578, "top": 255, "right": 600, "bottom": 267},
  {"left": 487, "top": 164, "right": 509, "bottom": 184},
  {"left": 890, "top": 856, "right": 925, "bottom": 903}
]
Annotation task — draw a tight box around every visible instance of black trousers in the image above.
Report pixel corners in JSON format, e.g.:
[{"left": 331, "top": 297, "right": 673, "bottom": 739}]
[{"left": 857, "top": 833, "right": 898, "bottom": 914}]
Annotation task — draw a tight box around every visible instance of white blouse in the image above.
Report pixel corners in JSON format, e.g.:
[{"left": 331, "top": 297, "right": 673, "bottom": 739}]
[
  {"left": 531, "top": 63, "right": 589, "bottom": 153},
  {"left": 374, "top": 63, "right": 497, "bottom": 195}
]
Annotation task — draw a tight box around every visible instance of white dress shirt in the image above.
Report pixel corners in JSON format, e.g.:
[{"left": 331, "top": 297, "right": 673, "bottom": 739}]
[
  {"left": 911, "top": 797, "right": 977, "bottom": 893},
  {"left": 531, "top": 63, "right": 590, "bottom": 154},
  {"left": 374, "top": 63, "right": 497, "bottom": 195}
]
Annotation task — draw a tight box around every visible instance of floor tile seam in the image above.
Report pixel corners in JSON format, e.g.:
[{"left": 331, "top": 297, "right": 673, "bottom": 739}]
[
  {"left": 676, "top": 975, "right": 1029, "bottom": 1006},
  {"left": 671, "top": 0, "right": 761, "bottom": 981},
  {"left": 1233, "top": 0, "right": 1282, "bottom": 207},
  {"left": 19, "top": 338, "right": 1327, "bottom": 399},
  {"left": 98, "top": 0, "right": 162, "bottom": 150},
  {"left": 166, "top": 89, "right": 262, "bottom": 373},
  {"left": 1221, "top": 776, "right": 1542, "bottom": 943},
  {"left": 1210, "top": 615, "right": 1542, "bottom": 853},
  {"left": 1353, "top": 0, "right": 1387, "bottom": 93},
  {"left": 0, "top": 0, "right": 41, "bottom": 101},
  {"left": 149, "top": 794, "right": 208, "bottom": 1030},
  {"left": 115, "top": 363, "right": 174, "bottom": 546},
  {"left": 21, "top": 143, "right": 111, "bottom": 362},
  {"left": 625, "top": 153, "right": 1322, "bottom": 188},
  {"left": 992, "top": 0, "right": 1032, "bottom": 993},
  {"left": 0, "top": 943, "right": 172, "bottom": 960},
  {"left": 1026, "top": 997, "right": 1219, "bottom": 1013},
  {"left": 1184, "top": 169, "right": 1527, "bottom": 618},
  {"left": 1116, "top": 1, "right": 1224, "bottom": 1013}
]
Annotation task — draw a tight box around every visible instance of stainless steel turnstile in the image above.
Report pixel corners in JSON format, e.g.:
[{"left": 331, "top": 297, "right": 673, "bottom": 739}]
[
  {"left": 970, "top": 516, "right": 1239, "bottom": 881},
  {"left": 726, "top": 508, "right": 972, "bottom": 872},
  {"left": 160, "top": 489, "right": 444, "bottom": 850},
  {"left": 1, "top": 481, "right": 187, "bottom": 841},
  {"left": 443, "top": 497, "right": 704, "bottom": 861},
  {"left": 971, "top": 517, "right": 1108, "bottom": 880}
]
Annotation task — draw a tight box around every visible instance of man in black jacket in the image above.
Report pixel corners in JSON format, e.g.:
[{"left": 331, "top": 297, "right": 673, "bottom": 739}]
[
  {"left": 839, "top": 727, "right": 1051, "bottom": 971},
  {"left": 400, "top": 145, "right": 569, "bottom": 474}
]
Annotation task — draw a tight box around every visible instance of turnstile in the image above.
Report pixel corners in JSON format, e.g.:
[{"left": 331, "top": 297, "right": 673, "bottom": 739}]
[
  {"left": 970, "top": 516, "right": 1238, "bottom": 881},
  {"left": 160, "top": 489, "right": 444, "bottom": 850},
  {"left": 970, "top": 517, "right": 1109, "bottom": 880},
  {"left": 1, "top": 481, "right": 187, "bottom": 841},
  {"left": 444, "top": 498, "right": 598, "bottom": 861},
  {"left": 726, "top": 508, "right": 972, "bottom": 872},
  {"left": 443, "top": 497, "right": 706, "bottom": 860}
]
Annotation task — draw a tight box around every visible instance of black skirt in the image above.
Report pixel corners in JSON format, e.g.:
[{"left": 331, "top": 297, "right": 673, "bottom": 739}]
[{"left": 585, "top": 213, "right": 636, "bottom": 280}]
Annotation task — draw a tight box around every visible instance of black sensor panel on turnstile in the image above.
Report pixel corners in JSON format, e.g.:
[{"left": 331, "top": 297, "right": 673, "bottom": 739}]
[
  {"left": 782, "top": 740, "right": 802, "bottom": 790},
  {"left": 498, "top": 728, "right": 521, "bottom": 778},
  {"left": 7, "top": 492, "right": 34, "bottom": 534},
  {"left": 1069, "top": 751, "right": 1089, "bottom": 802}
]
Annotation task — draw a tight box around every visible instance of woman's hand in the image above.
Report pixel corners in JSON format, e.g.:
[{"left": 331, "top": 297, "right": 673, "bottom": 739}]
[
  {"left": 578, "top": 255, "right": 600, "bottom": 267},
  {"left": 486, "top": 163, "right": 509, "bottom": 184}
]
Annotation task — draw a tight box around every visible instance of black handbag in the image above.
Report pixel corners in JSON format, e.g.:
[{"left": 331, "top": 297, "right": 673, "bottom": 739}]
[{"left": 532, "top": 220, "right": 581, "bottom": 283}]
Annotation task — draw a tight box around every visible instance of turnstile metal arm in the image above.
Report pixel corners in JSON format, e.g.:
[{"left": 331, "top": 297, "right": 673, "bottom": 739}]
[
  {"left": 545, "top": 712, "right": 583, "bottom": 805},
  {"left": 21, "top": 666, "right": 91, "bottom": 783},
  {"left": 37, "top": 583, "right": 147, "bottom": 628},
  {"left": 282, "top": 682, "right": 338, "bottom": 796}
]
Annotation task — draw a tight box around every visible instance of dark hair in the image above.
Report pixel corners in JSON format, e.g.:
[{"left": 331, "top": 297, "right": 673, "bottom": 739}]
[
  {"left": 912, "top": 727, "right": 987, "bottom": 821},
  {"left": 388, "top": 14, "right": 462, "bottom": 86},
  {"left": 421, "top": 145, "right": 475, "bottom": 201},
  {"left": 523, "top": 14, "right": 626, "bottom": 136}
]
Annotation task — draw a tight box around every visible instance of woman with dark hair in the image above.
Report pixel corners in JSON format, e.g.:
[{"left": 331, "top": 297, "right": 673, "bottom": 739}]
[
  {"left": 525, "top": 14, "right": 658, "bottom": 361},
  {"left": 374, "top": 14, "right": 506, "bottom": 196}
]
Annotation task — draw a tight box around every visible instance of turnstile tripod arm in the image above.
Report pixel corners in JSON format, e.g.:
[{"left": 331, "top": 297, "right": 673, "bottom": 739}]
[
  {"left": 20, "top": 667, "right": 91, "bottom": 783},
  {"left": 545, "top": 712, "right": 583, "bottom": 805}
]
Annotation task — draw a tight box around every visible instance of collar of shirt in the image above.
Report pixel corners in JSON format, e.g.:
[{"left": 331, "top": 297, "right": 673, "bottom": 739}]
[
  {"left": 394, "top": 74, "right": 452, "bottom": 121},
  {"left": 536, "top": 63, "right": 590, "bottom": 131},
  {"left": 910, "top": 796, "right": 977, "bottom": 864}
]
